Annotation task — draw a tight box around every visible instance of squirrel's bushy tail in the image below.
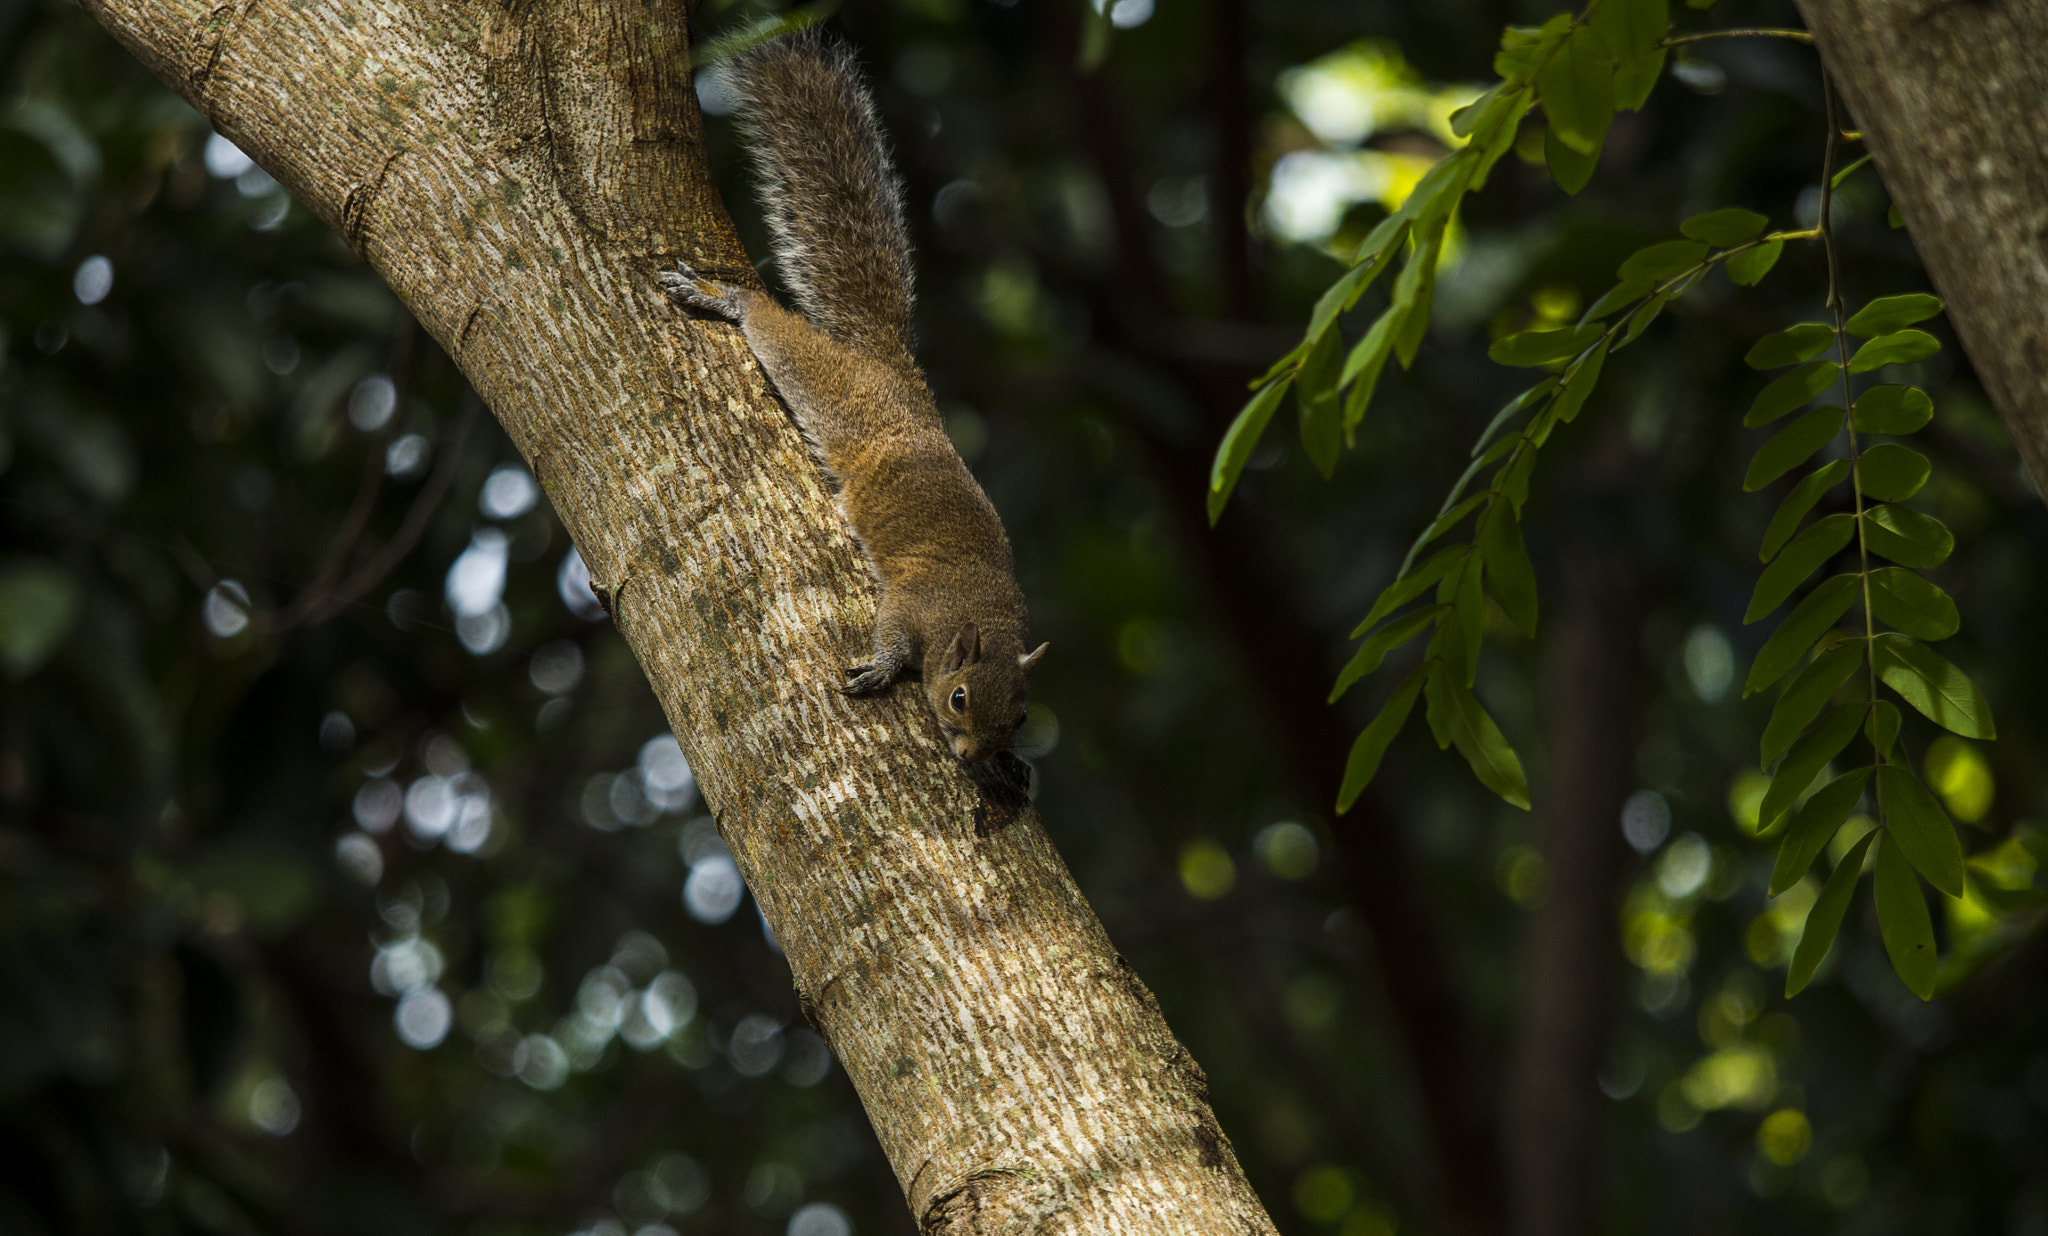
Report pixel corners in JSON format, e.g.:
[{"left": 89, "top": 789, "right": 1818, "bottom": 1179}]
[{"left": 727, "top": 31, "right": 918, "bottom": 377}]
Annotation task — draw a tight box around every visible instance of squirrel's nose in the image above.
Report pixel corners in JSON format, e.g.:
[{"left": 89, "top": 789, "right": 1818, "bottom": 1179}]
[{"left": 952, "top": 736, "right": 992, "bottom": 763}]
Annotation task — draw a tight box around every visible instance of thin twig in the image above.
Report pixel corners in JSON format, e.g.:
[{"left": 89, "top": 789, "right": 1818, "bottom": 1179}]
[{"left": 1660, "top": 27, "right": 1813, "bottom": 47}]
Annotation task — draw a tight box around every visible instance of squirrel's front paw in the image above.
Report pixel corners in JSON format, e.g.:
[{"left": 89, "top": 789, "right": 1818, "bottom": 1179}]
[
  {"left": 659, "top": 262, "right": 741, "bottom": 319},
  {"left": 842, "top": 664, "right": 894, "bottom": 695}
]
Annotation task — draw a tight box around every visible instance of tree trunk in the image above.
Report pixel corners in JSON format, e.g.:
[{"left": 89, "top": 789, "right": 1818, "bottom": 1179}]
[
  {"left": 1505, "top": 557, "right": 1637, "bottom": 1236},
  {"left": 1795, "top": 0, "right": 2048, "bottom": 500},
  {"left": 76, "top": 0, "right": 1278, "bottom": 1229}
]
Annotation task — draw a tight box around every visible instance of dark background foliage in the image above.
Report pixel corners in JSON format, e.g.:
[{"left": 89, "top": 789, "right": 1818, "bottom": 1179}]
[{"left": 2, "top": 0, "right": 2044, "bottom": 1233}]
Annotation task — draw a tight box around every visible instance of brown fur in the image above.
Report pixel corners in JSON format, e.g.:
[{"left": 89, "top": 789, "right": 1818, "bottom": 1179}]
[{"left": 663, "top": 31, "right": 1045, "bottom": 762}]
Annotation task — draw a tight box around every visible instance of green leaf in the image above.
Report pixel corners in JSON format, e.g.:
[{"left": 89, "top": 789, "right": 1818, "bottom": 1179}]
[
  {"left": 1469, "top": 91, "right": 1534, "bottom": 190},
  {"left": 1297, "top": 326, "right": 1344, "bottom": 479},
  {"left": 1771, "top": 767, "right": 1873, "bottom": 895},
  {"left": 1852, "top": 385, "right": 1934, "bottom": 435},
  {"left": 1745, "top": 361, "right": 1841, "bottom": 428},
  {"left": 1337, "top": 666, "right": 1425, "bottom": 812},
  {"left": 1745, "top": 405, "right": 1844, "bottom": 492},
  {"left": 1876, "top": 765, "right": 1965, "bottom": 897},
  {"left": 1867, "top": 700, "right": 1902, "bottom": 762},
  {"left": 1208, "top": 374, "right": 1294, "bottom": 522},
  {"left": 1726, "top": 239, "right": 1783, "bottom": 286},
  {"left": 1392, "top": 229, "right": 1443, "bottom": 369},
  {"left": 1613, "top": 45, "right": 1666, "bottom": 111},
  {"left": 1848, "top": 329, "right": 1941, "bottom": 374},
  {"left": 1868, "top": 567, "right": 1959, "bottom": 641},
  {"left": 1355, "top": 545, "right": 1463, "bottom": 635},
  {"left": 1418, "top": 493, "right": 1490, "bottom": 553},
  {"left": 0, "top": 562, "right": 81, "bottom": 679},
  {"left": 1582, "top": 279, "right": 1653, "bottom": 322},
  {"left": 1450, "top": 554, "right": 1486, "bottom": 685},
  {"left": 1759, "top": 639, "right": 1864, "bottom": 767},
  {"left": 1589, "top": 0, "right": 1669, "bottom": 54},
  {"left": 1331, "top": 608, "right": 1436, "bottom": 703},
  {"left": 1786, "top": 829, "right": 1875, "bottom": 996},
  {"left": 1472, "top": 380, "right": 1559, "bottom": 459},
  {"left": 1550, "top": 340, "right": 1608, "bottom": 424},
  {"left": 1349, "top": 211, "right": 1412, "bottom": 266},
  {"left": 1340, "top": 306, "right": 1403, "bottom": 430},
  {"left": 1617, "top": 239, "right": 1709, "bottom": 282},
  {"left": 1544, "top": 126, "right": 1599, "bottom": 195},
  {"left": 1744, "top": 322, "right": 1836, "bottom": 370},
  {"left": 1441, "top": 672, "right": 1532, "bottom": 809},
  {"left": 1873, "top": 832, "right": 1938, "bottom": 999},
  {"left": 1620, "top": 292, "right": 1669, "bottom": 345},
  {"left": 1746, "top": 513, "right": 1855, "bottom": 623},
  {"left": 1862, "top": 504, "right": 1953, "bottom": 569},
  {"left": 1758, "top": 703, "right": 1867, "bottom": 834},
  {"left": 1478, "top": 502, "right": 1538, "bottom": 637},
  {"left": 1448, "top": 83, "right": 1509, "bottom": 139},
  {"left": 1846, "top": 292, "right": 1943, "bottom": 338},
  {"left": 1746, "top": 574, "right": 1858, "bottom": 696},
  {"left": 1488, "top": 323, "right": 1605, "bottom": 367},
  {"left": 1857, "top": 443, "right": 1930, "bottom": 502},
  {"left": 1538, "top": 25, "right": 1616, "bottom": 154},
  {"left": 1871, "top": 632, "right": 1996, "bottom": 740},
  {"left": 1681, "top": 206, "right": 1768, "bottom": 247},
  {"left": 1760, "top": 460, "right": 1850, "bottom": 562},
  {"left": 1496, "top": 442, "right": 1539, "bottom": 514}
]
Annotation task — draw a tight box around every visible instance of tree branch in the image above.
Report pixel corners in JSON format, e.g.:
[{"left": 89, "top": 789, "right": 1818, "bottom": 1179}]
[{"left": 77, "top": 0, "right": 1276, "bottom": 1228}]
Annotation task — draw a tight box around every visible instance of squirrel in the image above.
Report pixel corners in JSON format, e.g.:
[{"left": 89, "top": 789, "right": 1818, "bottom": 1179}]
[{"left": 661, "top": 29, "right": 1048, "bottom": 764}]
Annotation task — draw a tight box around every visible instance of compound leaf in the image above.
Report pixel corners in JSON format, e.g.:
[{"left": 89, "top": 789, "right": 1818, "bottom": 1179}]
[
  {"left": 1852, "top": 385, "right": 1934, "bottom": 435},
  {"left": 1876, "top": 764, "right": 1965, "bottom": 898},
  {"left": 1863, "top": 504, "right": 1953, "bottom": 569},
  {"left": 1746, "top": 574, "right": 1858, "bottom": 696},
  {"left": 1846, "top": 293, "right": 1942, "bottom": 338},
  {"left": 1857, "top": 443, "right": 1930, "bottom": 502},
  {"left": 1871, "top": 632, "right": 1995, "bottom": 739},
  {"left": 1745, "top": 361, "right": 1841, "bottom": 428},
  {"left": 1873, "top": 832, "right": 1938, "bottom": 999},
  {"left": 1745, "top": 405, "right": 1844, "bottom": 492},
  {"left": 1868, "top": 567, "right": 1959, "bottom": 641},
  {"left": 1787, "top": 829, "right": 1875, "bottom": 996},
  {"left": 1761, "top": 460, "right": 1850, "bottom": 562},
  {"left": 1746, "top": 513, "right": 1855, "bottom": 622},
  {"left": 1744, "top": 322, "right": 1835, "bottom": 370},
  {"left": 1771, "top": 767, "right": 1872, "bottom": 895}
]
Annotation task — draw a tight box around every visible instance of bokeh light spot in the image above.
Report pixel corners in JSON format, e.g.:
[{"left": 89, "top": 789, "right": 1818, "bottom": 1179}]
[
  {"left": 1621, "top": 789, "right": 1672, "bottom": 853},
  {"left": 1293, "top": 1164, "right": 1354, "bottom": 1223},
  {"left": 1682, "top": 624, "right": 1735, "bottom": 702},
  {"left": 1756, "top": 1108, "right": 1812, "bottom": 1166},
  {"left": 1924, "top": 736, "right": 1993, "bottom": 823},
  {"left": 72, "top": 254, "right": 112, "bottom": 305},
  {"left": 394, "top": 987, "right": 453, "bottom": 1050},
  {"left": 786, "top": 1202, "right": 854, "bottom": 1236},
  {"left": 1178, "top": 839, "right": 1236, "bottom": 900},
  {"left": 479, "top": 462, "right": 540, "bottom": 520},
  {"left": 1256, "top": 821, "right": 1319, "bottom": 879},
  {"left": 246, "top": 1077, "right": 300, "bottom": 1136}
]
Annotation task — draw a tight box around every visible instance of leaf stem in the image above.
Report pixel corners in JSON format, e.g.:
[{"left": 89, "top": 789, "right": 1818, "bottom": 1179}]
[
  {"left": 1660, "top": 28, "right": 1813, "bottom": 47},
  {"left": 1818, "top": 72, "right": 1883, "bottom": 771}
]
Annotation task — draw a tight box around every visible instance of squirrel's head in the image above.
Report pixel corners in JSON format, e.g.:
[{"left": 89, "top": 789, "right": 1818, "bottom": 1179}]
[{"left": 926, "top": 624, "right": 1049, "bottom": 763}]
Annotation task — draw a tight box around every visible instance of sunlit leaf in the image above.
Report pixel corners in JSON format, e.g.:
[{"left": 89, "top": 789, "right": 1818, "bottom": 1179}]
[
  {"left": 1852, "top": 385, "right": 1934, "bottom": 435},
  {"left": 1759, "top": 638, "right": 1863, "bottom": 765},
  {"left": 1331, "top": 608, "right": 1436, "bottom": 703},
  {"left": 1744, "top": 361, "right": 1841, "bottom": 428},
  {"left": 1744, "top": 323, "right": 1835, "bottom": 370},
  {"left": 1354, "top": 545, "right": 1463, "bottom": 635},
  {"left": 1582, "top": 278, "right": 1653, "bottom": 321},
  {"left": 1862, "top": 504, "right": 1953, "bottom": 568},
  {"left": 1771, "top": 767, "right": 1872, "bottom": 894},
  {"left": 1544, "top": 125, "right": 1599, "bottom": 195},
  {"left": 1208, "top": 374, "right": 1293, "bottom": 523},
  {"left": 1871, "top": 632, "right": 1996, "bottom": 739},
  {"left": 1297, "top": 326, "right": 1344, "bottom": 479},
  {"left": 1617, "top": 238, "right": 1708, "bottom": 282},
  {"left": 1868, "top": 567, "right": 1959, "bottom": 641},
  {"left": 1613, "top": 45, "right": 1667, "bottom": 111},
  {"left": 1538, "top": 24, "right": 1616, "bottom": 154},
  {"left": 1848, "top": 329, "right": 1940, "bottom": 374},
  {"left": 1746, "top": 513, "right": 1855, "bottom": 623},
  {"left": 1337, "top": 666, "right": 1426, "bottom": 812},
  {"left": 1681, "top": 206, "right": 1768, "bottom": 247},
  {"left": 1873, "top": 832, "right": 1938, "bottom": 999},
  {"left": 1478, "top": 502, "right": 1538, "bottom": 637},
  {"left": 1745, "top": 405, "right": 1843, "bottom": 492},
  {"left": 1846, "top": 292, "right": 1943, "bottom": 338},
  {"left": 1726, "top": 239, "right": 1783, "bottom": 286},
  {"left": 1440, "top": 670, "right": 1531, "bottom": 809},
  {"left": 1760, "top": 460, "right": 1850, "bottom": 562},
  {"left": 1786, "top": 829, "right": 1874, "bottom": 996},
  {"left": 1746, "top": 574, "right": 1858, "bottom": 696},
  {"left": 1876, "top": 765, "right": 1965, "bottom": 897},
  {"left": 1758, "top": 703, "right": 1866, "bottom": 834},
  {"left": 1488, "top": 323, "right": 1606, "bottom": 367}
]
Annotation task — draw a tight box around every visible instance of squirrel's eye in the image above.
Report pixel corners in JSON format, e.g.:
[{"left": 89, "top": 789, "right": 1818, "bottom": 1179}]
[{"left": 950, "top": 686, "right": 968, "bottom": 713}]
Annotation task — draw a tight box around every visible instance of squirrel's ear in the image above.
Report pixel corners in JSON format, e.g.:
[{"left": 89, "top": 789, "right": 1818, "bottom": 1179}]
[
  {"left": 942, "top": 624, "right": 982, "bottom": 672},
  {"left": 1018, "top": 642, "right": 1049, "bottom": 673}
]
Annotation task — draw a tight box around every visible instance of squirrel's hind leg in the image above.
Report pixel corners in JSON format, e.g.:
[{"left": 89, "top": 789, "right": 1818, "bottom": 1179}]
[
  {"left": 659, "top": 262, "right": 745, "bottom": 319},
  {"left": 843, "top": 607, "right": 916, "bottom": 695}
]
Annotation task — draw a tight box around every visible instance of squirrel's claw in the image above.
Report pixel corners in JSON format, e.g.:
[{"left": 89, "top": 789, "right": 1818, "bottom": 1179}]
[
  {"left": 660, "top": 262, "right": 741, "bottom": 319},
  {"left": 842, "top": 664, "right": 893, "bottom": 695}
]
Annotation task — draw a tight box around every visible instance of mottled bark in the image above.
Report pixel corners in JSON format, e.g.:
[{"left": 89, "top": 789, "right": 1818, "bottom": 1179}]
[
  {"left": 1795, "top": 0, "right": 2048, "bottom": 499},
  {"left": 77, "top": 0, "right": 1277, "bottom": 1229},
  {"left": 1505, "top": 559, "right": 1636, "bottom": 1236}
]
